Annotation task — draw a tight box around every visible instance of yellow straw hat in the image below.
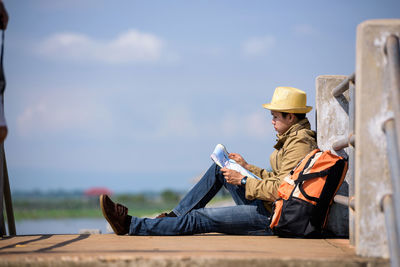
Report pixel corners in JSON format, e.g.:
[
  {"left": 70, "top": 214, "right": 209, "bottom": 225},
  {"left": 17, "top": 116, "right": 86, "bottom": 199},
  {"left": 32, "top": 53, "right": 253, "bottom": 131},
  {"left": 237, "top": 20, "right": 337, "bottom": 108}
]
[{"left": 262, "top": 87, "right": 312, "bottom": 113}]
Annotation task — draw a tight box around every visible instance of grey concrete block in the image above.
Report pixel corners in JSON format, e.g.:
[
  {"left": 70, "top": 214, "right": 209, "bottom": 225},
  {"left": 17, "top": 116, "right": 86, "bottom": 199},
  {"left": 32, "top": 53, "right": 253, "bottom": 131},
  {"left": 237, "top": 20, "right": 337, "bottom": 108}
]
[
  {"left": 316, "top": 75, "right": 350, "bottom": 238},
  {"left": 355, "top": 19, "right": 400, "bottom": 258}
]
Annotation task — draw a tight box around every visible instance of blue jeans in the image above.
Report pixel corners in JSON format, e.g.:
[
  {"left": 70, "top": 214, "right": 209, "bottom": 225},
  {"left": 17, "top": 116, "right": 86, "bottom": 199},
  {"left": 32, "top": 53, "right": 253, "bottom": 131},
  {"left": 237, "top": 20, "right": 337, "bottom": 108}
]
[{"left": 128, "top": 163, "right": 272, "bottom": 235}]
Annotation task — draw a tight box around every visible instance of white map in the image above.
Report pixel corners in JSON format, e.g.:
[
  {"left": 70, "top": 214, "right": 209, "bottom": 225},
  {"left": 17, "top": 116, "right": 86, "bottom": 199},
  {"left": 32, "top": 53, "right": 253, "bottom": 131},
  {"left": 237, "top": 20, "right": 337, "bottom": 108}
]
[{"left": 210, "top": 144, "right": 261, "bottom": 180}]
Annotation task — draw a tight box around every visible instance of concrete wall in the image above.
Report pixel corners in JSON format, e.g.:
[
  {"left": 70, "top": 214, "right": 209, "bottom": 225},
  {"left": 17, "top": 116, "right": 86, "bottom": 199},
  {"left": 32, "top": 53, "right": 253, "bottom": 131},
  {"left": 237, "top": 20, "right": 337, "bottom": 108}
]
[
  {"left": 355, "top": 19, "right": 400, "bottom": 258},
  {"left": 316, "top": 76, "right": 349, "bottom": 153},
  {"left": 316, "top": 75, "right": 350, "bottom": 238}
]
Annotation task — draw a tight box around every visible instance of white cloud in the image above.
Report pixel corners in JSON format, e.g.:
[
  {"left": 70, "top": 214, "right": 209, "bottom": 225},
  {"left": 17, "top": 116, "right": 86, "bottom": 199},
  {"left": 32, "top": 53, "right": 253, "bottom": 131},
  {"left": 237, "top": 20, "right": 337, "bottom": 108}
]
[
  {"left": 36, "top": 29, "right": 165, "bottom": 64},
  {"left": 155, "top": 106, "right": 198, "bottom": 138},
  {"left": 221, "top": 112, "right": 273, "bottom": 139},
  {"left": 149, "top": 108, "right": 272, "bottom": 141},
  {"left": 242, "top": 36, "right": 276, "bottom": 58},
  {"left": 16, "top": 88, "right": 113, "bottom": 137},
  {"left": 15, "top": 84, "right": 273, "bottom": 143},
  {"left": 293, "top": 24, "right": 316, "bottom": 35}
]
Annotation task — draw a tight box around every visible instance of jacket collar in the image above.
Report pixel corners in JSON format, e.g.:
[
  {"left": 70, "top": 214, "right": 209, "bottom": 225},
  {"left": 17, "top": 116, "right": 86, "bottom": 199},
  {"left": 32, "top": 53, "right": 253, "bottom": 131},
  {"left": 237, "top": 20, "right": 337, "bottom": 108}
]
[{"left": 273, "top": 118, "right": 311, "bottom": 150}]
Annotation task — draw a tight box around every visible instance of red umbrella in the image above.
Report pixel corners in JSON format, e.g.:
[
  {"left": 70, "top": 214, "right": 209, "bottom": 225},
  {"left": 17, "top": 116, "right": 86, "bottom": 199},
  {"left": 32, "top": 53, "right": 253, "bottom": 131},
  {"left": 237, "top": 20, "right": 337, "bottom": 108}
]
[{"left": 84, "top": 187, "right": 113, "bottom": 197}]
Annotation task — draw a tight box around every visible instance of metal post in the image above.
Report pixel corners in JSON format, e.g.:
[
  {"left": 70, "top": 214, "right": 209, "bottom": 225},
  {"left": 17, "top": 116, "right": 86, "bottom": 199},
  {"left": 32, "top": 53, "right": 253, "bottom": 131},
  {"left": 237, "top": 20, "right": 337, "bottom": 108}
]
[
  {"left": 385, "top": 35, "right": 400, "bottom": 145},
  {"left": 2, "top": 145, "right": 15, "bottom": 235},
  {"left": 332, "top": 137, "right": 349, "bottom": 151},
  {"left": 0, "top": 146, "right": 15, "bottom": 237},
  {"left": 332, "top": 134, "right": 355, "bottom": 151},
  {"left": 332, "top": 73, "right": 355, "bottom": 97},
  {"left": 382, "top": 118, "right": 400, "bottom": 251},
  {"left": 348, "top": 82, "right": 356, "bottom": 246},
  {"left": 0, "top": 29, "right": 14, "bottom": 237},
  {"left": 381, "top": 194, "right": 400, "bottom": 267},
  {"left": 0, "top": 141, "right": 4, "bottom": 236},
  {"left": 384, "top": 34, "right": 400, "bottom": 248},
  {"left": 333, "top": 195, "right": 355, "bottom": 210},
  {"left": 0, "top": 215, "right": 5, "bottom": 236}
]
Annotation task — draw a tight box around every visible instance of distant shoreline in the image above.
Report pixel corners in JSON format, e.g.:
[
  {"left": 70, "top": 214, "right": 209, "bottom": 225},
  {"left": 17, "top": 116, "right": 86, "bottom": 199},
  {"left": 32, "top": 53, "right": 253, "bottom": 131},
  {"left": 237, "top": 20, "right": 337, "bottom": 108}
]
[{"left": 12, "top": 194, "right": 232, "bottom": 221}]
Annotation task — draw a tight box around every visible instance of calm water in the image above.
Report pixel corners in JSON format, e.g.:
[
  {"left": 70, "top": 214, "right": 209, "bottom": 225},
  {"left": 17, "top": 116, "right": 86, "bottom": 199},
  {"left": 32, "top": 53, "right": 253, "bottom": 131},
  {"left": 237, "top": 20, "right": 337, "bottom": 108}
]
[
  {"left": 12, "top": 218, "right": 112, "bottom": 235},
  {"left": 9, "top": 201, "right": 235, "bottom": 235}
]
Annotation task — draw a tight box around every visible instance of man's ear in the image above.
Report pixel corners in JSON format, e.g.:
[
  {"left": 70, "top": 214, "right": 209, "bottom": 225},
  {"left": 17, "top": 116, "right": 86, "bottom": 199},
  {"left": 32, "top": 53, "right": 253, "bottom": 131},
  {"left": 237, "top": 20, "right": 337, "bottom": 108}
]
[{"left": 289, "top": 113, "right": 297, "bottom": 123}]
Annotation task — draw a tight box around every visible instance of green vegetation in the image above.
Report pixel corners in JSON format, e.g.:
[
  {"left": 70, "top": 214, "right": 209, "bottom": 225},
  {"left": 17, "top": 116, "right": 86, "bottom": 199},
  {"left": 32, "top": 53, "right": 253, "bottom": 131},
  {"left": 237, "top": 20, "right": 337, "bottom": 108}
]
[
  {"left": 14, "top": 208, "right": 103, "bottom": 220},
  {"left": 11, "top": 188, "right": 232, "bottom": 221},
  {"left": 12, "top": 190, "right": 182, "bottom": 221}
]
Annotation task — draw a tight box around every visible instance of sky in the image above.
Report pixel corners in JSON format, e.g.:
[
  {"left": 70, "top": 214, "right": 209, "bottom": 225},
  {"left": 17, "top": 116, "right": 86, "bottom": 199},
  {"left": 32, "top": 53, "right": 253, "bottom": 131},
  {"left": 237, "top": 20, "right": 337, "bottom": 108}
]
[{"left": 3, "top": 0, "right": 400, "bottom": 193}]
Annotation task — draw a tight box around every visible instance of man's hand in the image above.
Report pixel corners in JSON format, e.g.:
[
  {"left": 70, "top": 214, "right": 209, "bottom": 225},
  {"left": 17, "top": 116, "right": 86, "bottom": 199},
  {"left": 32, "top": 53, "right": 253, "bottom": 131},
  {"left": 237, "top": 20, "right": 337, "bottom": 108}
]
[
  {"left": 221, "top": 168, "right": 245, "bottom": 186},
  {"left": 229, "top": 153, "right": 249, "bottom": 169}
]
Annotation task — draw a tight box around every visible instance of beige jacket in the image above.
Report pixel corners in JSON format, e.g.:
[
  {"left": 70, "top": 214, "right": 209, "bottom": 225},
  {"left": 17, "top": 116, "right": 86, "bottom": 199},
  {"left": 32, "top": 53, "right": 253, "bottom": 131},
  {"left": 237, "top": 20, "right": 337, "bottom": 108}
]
[{"left": 245, "top": 118, "right": 317, "bottom": 212}]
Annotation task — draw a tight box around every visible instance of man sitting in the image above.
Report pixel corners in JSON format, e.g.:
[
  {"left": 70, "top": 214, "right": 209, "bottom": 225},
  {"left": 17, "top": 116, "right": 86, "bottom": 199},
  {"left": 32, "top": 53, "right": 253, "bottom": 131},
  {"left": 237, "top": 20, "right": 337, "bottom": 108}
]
[{"left": 100, "top": 86, "right": 317, "bottom": 235}]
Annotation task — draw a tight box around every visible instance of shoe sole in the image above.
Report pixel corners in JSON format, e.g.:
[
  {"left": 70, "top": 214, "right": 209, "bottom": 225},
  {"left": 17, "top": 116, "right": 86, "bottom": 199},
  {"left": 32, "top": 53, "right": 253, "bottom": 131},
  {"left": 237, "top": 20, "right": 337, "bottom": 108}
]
[{"left": 100, "top": 195, "right": 123, "bottom": 235}]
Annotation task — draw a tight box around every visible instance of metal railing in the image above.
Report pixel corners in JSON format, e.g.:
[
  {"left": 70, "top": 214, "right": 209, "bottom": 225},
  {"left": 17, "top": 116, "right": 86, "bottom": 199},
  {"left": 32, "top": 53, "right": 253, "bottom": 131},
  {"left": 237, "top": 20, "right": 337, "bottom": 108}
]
[
  {"left": 332, "top": 73, "right": 355, "bottom": 97},
  {"left": 0, "top": 145, "right": 14, "bottom": 236},
  {"left": 0, "top": 30, "right": 14, "bottom": 237},
  {"left": 333, "top": 195, "right": 355, "bottom": 210},
  {"left": 331, "top": 35, "right": 400, "bottom": 266},
  {"left": 332, "top": 134, "right": 355, "bottom": 151},
  {"left": 330, "top": 73, "right": 356, "bottom": 245},
  {"left": 381, "top": 34, "right": 400, "bottom": 267}
]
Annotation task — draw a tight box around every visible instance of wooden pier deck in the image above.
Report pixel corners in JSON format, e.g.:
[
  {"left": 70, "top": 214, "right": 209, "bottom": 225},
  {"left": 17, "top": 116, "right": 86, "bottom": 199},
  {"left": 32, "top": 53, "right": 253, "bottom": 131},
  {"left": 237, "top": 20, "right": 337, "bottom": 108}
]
[{"left": 0, "top": 234, "right": 389, "bottom": 266}]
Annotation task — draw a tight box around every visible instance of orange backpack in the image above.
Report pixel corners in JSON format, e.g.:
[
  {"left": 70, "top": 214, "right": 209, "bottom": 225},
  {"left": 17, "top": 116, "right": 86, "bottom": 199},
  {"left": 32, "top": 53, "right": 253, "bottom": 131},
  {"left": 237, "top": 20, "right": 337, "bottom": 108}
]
[{"left": 270, "top": 149, "right": 348, "bottom": 238}]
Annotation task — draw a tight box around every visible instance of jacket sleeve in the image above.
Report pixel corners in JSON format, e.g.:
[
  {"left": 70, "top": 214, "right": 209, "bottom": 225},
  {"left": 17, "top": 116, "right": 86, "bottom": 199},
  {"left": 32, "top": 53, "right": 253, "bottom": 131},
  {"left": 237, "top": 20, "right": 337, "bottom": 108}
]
[
  {"left": 246, "top": 164, "right": 273, "bottom": 180},
  {"left": 245, "top": 136, "right": 315, "bottom": 202}
]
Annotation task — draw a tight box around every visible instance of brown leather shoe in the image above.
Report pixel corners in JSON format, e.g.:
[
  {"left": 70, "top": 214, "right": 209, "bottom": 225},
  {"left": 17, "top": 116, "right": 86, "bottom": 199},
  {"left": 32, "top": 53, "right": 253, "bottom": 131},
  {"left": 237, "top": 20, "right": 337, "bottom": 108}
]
[{"left": 100, "top": 194, "right": 129, "bottom": 235}]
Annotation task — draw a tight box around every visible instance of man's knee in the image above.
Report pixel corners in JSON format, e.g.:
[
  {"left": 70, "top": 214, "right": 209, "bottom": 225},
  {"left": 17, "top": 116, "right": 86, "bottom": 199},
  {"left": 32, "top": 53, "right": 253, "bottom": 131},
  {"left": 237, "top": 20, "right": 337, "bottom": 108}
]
[{"left": 206, "top": 163, "right": 222, "bottom": 177}]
